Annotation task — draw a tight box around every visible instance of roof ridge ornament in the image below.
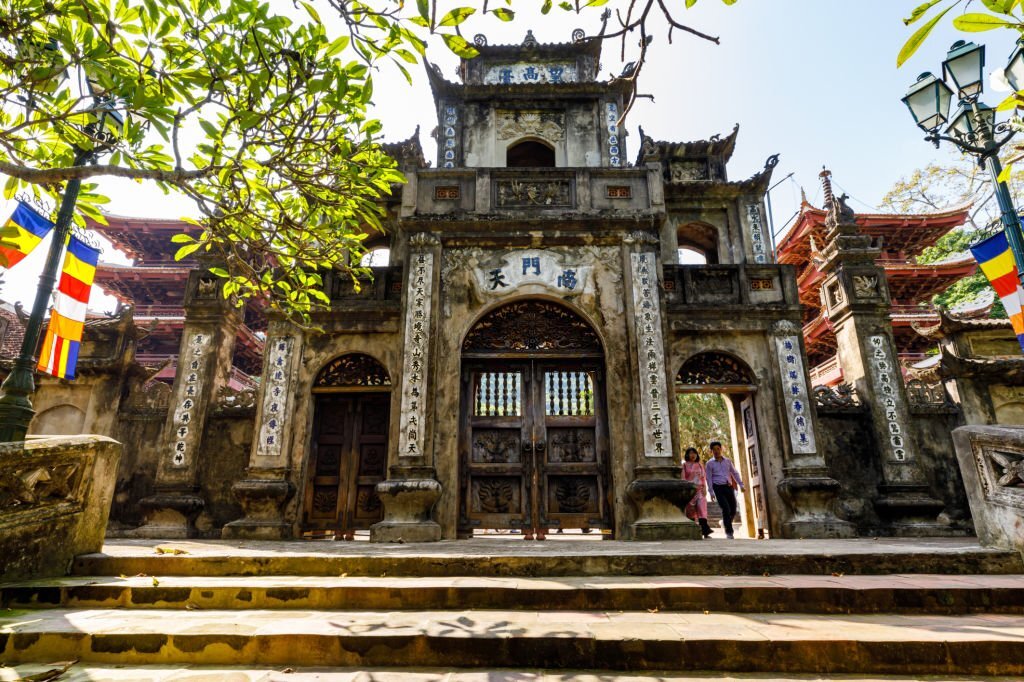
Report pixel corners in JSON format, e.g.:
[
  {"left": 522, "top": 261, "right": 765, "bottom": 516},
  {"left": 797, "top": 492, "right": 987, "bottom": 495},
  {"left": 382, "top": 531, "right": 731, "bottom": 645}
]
[
  {"left": 522, "top": 30, "right": 538, "bottom": 47},
  {"left": 572, "top": 28, "right": 585, "bottom": 43},
  {"left": 473, "top": 34, "right": 487, "bottom": 47}
]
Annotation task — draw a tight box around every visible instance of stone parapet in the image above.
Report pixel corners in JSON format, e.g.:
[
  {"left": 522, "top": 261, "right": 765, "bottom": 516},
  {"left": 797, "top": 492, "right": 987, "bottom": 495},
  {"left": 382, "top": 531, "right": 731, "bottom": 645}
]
[
  {"left": 0, "top": 435, "right": 121, "bottom": 581},
  {"left": 952, "top": 425, "right": 1024, "bottom": 552}
]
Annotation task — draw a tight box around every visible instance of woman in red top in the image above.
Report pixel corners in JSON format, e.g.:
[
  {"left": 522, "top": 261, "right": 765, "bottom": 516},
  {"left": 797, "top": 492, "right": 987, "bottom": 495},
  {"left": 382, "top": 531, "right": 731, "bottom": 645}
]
[{"left": 682, "top": 447, "right": 712, "bottom": 538}]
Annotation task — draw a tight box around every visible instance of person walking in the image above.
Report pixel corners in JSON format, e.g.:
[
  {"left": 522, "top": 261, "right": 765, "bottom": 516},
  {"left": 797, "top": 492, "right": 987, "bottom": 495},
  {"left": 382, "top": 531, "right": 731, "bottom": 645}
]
[
  {"left": 705, "top": 441, "right": 744, "bottom": 539},
  {"left": 682, "top": 447, "right": 712, "bottom": 538}
]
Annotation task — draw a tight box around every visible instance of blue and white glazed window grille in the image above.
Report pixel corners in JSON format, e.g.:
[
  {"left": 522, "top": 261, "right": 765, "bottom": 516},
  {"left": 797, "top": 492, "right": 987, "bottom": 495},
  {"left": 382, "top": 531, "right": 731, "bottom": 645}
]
[{"left": 443, "top": 105, "right": 457, "bottom": 168}]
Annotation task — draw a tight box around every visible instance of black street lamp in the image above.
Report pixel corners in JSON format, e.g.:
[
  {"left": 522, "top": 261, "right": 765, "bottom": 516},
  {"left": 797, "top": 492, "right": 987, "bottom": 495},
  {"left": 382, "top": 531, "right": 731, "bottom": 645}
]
[
  {"left": 0, "top": 96, "right": 123, "bottom": 442},
  {"left": 902, "top": 39, "right": 1024, "bottom": 288}
]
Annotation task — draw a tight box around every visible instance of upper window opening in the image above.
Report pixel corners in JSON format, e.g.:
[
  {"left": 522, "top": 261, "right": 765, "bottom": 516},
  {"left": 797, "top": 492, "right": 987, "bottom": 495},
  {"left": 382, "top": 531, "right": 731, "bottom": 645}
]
[{"left": 507, "top": 140, "right": 555, "bottom": 168}]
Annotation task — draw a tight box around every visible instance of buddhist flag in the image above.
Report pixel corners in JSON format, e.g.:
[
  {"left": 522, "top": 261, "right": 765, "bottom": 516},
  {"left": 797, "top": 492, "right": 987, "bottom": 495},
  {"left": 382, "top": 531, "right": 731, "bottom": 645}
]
[
  {"left": 38, "top": 235, "right": 100, "bottom": 380},
  {"left": 0, "top": 201, "right": 54, "bottom": 269},
  {"left": 970, "top": 231, "right": 1024, "bottom": 352}
]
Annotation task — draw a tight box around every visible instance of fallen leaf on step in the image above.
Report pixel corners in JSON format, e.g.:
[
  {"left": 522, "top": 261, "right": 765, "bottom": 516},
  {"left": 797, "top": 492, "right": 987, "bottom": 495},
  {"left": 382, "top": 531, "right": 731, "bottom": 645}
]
[
  {"left": 831, "top": 572, "right": 844, "bottom": 577},
  {"left": 703, "top": 610, "right": 710, "bottom": 615},
  {"left": 20, "top": 659, "right": 77, "bottom": 681},
  {"left": 646, "top": 607, "right": 659, "bottom": 613},
  {"left": 152, "top": 577, "right": 160, "bottom": 587},
  {"left": 281, "top": 668, "right": 295, "bottom": 674},
  {"left": 185, "top": 602, "right": 199, "bottom": 610}
]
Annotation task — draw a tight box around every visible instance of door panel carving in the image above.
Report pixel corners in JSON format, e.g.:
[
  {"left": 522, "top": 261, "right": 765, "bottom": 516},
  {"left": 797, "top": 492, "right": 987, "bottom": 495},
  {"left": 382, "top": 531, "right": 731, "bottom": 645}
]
[
  {"left": 303, "top": 393, "right": 389, "bottom": 538},
  {"left": 460, "top": 360, "right": 611, "bottom": 538}
]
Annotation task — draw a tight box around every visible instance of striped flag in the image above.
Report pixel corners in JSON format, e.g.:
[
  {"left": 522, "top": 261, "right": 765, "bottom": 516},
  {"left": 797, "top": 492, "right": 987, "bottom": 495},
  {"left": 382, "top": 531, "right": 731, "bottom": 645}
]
[
  {"left": 0, "top": 201, "right": 54, "bottom": 268},
  {"left": 37, "top": 235, "right": 101, "bottom": 380},
  {"left": 970, "top": 231, "right": 1024, "bottom": 353}
]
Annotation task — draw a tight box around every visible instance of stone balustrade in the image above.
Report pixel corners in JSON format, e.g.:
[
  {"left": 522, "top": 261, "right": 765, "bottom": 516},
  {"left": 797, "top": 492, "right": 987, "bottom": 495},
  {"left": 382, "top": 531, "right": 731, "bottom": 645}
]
[
  {"left": 662, "top": 264, "right": 801, "bottom": 308},
  {"left": 0, "top": 435, "right": 121, "bottom": 581},
  {"left": 952, "top": 425, "right": 1024, "bottom": 552}
]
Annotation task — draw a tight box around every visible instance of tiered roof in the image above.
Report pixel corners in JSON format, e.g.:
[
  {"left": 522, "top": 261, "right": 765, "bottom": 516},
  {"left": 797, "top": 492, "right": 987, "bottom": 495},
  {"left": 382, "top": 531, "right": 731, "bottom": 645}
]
[
  {"left": 777, "top": 200, "right": 974, "bottom": 378},
  {"left": 88, "top": 214, "right": 264, "bottom": 377}
]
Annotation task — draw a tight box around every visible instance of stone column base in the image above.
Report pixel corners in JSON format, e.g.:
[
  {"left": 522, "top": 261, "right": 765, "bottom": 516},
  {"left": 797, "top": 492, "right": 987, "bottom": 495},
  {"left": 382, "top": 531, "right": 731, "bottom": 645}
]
[
  {"left": 875, "top": 485, "right": 950, "bottom": 537},
  {"left": 370, "top": 467, "right": 443, "bottom": 543},
  {"left": 777, "top": 469, "right": 856, "bottom": 539},
  {"left": 135, "top": 491, "right": 204, "bottom": 539},
  {"left": 626, "top": 472, "right": 701, "bottom": 541},
  {"left": 221, "top": 475, "right": 295, "bottom": 540}
]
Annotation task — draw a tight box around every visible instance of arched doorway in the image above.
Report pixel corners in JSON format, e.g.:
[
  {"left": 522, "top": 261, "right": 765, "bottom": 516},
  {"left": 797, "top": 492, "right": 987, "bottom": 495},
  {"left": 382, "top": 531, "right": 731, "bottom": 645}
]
[
  {"left": 506, "top": 139, "right": 556, "bottom": 167},
  {"left": 302, "top": 353, "right": 391, "bottom": 539},
  {"left": 675, "top": 351, "right": 770, "bottom": 538},
  {"left": 459, "top": 300, "right": 612, "bottom": 540}
]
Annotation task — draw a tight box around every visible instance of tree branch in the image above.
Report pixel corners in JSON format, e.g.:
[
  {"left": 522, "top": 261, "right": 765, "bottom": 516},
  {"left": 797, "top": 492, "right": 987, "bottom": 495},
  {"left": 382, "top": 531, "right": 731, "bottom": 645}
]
[{"left": 0, "top": 159, "right": 220, "bottom": 184}]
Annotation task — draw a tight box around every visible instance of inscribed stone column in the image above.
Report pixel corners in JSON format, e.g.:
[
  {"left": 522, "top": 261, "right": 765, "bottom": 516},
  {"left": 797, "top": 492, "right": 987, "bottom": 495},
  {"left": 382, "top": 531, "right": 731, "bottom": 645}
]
[
  {"left": 817, "top": 172, "right": 945, "bottom": 534},
  {"left": 222, "top": 314, "right": 302, "bottom": 540},
  {"left": 371, "top": 232, "right": 443, "bottom": 542},
  {"left": 770, "top": 317, "right": 856, "bottom": 538},
  {"left": 622, "top": 231, "right": 701, "bottom": 540},
  {"left": 137, "top": 271, "right": 240, "bottom": 538}
]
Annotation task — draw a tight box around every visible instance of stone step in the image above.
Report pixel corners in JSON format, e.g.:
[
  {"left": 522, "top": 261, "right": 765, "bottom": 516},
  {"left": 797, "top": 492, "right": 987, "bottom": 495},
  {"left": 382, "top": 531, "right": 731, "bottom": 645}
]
[
  {"left": 2, "top": 607, "right": 1024, "bottom": 675},
  {"left": 71, "top": 538, "right": 1024, "bottom": 578},
  {"left": 5, "top": 574, "right": 1024, "bottom": 615},
  {"left": 2, "top": 664, "right": 1022, "bottom": 682}
]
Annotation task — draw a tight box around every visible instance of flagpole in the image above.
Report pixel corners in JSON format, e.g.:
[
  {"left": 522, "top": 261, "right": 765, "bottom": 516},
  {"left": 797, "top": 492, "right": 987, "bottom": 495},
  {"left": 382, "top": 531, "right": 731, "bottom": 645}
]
[{"left": 0, "top": 148, "right": 91, "bottom": 442}]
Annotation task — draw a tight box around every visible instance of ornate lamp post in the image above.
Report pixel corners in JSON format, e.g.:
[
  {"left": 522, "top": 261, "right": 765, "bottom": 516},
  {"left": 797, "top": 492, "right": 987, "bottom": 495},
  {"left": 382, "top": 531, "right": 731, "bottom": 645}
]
[
  {"left": 0, "top": 95, "right": 123, "bottom": 442},
  {"left": 902, "top": 40, "right": 1024, "bottom": 287}
]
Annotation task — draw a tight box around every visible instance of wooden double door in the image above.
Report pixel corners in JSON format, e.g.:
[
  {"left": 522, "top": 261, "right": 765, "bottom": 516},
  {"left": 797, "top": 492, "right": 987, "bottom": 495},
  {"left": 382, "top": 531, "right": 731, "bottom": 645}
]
[
  {"left": 302, "top": 392, "right": 388, "bottom": 538},
  {"left": 459, "top": 360, "right": 612, "bottom": 539}
]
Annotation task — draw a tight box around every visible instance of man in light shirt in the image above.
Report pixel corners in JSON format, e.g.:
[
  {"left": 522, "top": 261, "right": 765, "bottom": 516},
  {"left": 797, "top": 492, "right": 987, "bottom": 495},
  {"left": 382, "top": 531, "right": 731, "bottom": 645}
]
[{"left": 705, "top": 441, "right": 745, "bottom": 539}]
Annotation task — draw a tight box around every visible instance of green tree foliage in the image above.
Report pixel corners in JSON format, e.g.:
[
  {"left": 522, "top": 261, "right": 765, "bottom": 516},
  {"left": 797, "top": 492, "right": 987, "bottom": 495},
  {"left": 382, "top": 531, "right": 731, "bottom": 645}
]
[
  {"left": 0, "top": 0, "right": 734, "bottom": 320},
  {"left": 880, "top": 151, "right": 1021, "bottom": 315},
  {"left": 675, "top": 392, "right": 731, "bottom": 461}
]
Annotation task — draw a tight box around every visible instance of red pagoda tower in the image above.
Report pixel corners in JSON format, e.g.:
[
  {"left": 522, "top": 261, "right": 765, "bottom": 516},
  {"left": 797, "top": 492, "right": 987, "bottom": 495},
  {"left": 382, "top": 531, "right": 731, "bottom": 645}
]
[
  {"left": 89, "top": 214, "right": 264, "bottom": 387},
  {"left": 777, "top": 195, "right": 974, "bottom": 386}
]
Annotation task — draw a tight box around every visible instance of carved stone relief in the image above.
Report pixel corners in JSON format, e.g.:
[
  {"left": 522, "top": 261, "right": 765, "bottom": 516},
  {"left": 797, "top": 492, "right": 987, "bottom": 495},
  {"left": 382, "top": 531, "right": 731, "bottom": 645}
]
[
  {"left": 495, "top": 179, "right": 573, "bottom": 208},
  {"left": 852, "top": 275, "right": 879, "bottom": 299},
  {"left": 496, "top": 110, "right": 565, "bottom": 141}
]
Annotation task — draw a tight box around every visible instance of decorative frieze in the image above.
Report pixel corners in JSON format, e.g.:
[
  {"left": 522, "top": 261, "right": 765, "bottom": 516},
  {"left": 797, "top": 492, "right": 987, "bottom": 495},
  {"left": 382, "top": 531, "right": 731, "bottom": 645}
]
[
  {"left": 495, "top": 179, "right": 573, "bottom": 208},
  {"left": 868, "top": 334, "right": 910, "bottom": 462},
  {"left": 605, "top": 102, "right": 621, "bottom": 167},
  {"left": 398, "top": 251, "right": 434, "bottom": 459},
  {"left": 496, "top": 110, "right": 565, "bottom": 141},
  {"left": 170, "top": 331, "right": 211, "bottom": 467},
  {"left": 484, "top": 62, "right": 578, "bottom": 85},
  {"left": 630, "top": 252, "right": 672, "bottom": 458},
  {"left": 774, "top": 335, "right": 816, "bottom": 454},
  {"left": 255, "top": 336, "right": 293, "bottom": 458},
  {"left": 746, "top": 204, "right": 768, "bottom": 264}
]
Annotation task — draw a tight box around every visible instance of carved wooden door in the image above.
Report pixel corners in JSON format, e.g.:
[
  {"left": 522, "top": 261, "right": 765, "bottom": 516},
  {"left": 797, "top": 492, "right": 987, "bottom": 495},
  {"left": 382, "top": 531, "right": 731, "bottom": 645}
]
[
  {"left": 303, "top": 393, "right": 388, "bottom": 538},
  {"left": 460, "top": 360, "right": 611, "bottom": 539}
]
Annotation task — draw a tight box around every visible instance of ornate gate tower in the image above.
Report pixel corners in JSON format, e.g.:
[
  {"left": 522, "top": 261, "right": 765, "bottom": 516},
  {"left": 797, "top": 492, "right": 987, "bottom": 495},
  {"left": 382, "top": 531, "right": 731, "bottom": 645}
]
[{"left": 229, "top": 30, "right": 854, "bottom": 541}]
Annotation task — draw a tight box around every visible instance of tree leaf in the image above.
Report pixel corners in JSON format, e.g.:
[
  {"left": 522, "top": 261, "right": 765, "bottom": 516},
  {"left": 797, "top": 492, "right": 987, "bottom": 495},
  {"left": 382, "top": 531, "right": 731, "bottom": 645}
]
[
  {"left": 898, "top": 4, "right": 955, "bottom": 67},
  {"left": 951, "top": 13, "right": 1014, "bottom": 31},
  {"left": 904, "top": 0, "right": 946, "bottom": 26},
  {"left": 491, "top": 8, "right": 514, "bottom": 21},
  {"left": 439, "top": 7, "right": 476, "bottom": 27}
]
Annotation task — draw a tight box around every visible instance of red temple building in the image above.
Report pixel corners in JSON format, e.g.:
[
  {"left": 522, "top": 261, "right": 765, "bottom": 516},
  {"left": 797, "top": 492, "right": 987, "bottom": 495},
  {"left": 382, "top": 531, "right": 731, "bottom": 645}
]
[
  {"left": 89, "top": 214, "right": 264, "bottom": 387},
  {"left": 776, "top": 196, "right": 975, "bottom": 387}
]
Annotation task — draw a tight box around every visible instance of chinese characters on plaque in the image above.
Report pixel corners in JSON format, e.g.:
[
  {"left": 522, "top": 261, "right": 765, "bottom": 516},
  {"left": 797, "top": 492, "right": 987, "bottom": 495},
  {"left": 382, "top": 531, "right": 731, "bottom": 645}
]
[
  {"left": 255, "top": 336, "right": 293, "bottom": 458},
  {"left": 472, "top": 249, "right": 593, "bottom": 297},
  {"left": 605, "top": 102, "right": 621, "bottom": 167},
  {"left": 746, "top": 204, "right": 768, "bottom": 264},
  {"left": 398, "top": 252, "right": 434, "bottom": 459},
  {"left": 441, "top": 104, "right": 458, "bottom": 168},
  {"left": 869, "top": 334, "right": 909, "bottom": 462},
  {"left": 170, "top": 331, "right": 210, "bottom": 467},
  {"left": 484, "top": 62, "right": 578, "bottom": 86},
  {"left": 775, "top": 335, "right": 817, "bottom": 454},
  {"left": 630, "top": 252, "right": 672, "bottom": 458}
]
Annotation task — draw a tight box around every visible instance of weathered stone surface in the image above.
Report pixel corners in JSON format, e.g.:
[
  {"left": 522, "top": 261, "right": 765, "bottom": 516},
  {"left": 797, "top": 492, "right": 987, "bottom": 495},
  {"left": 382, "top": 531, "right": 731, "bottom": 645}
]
[
  {"left": 952, "top": 425, "right": 1024, "bottom": 552},
  {"left": 0, "top": 435, "right": 121, "bottom": 581}
]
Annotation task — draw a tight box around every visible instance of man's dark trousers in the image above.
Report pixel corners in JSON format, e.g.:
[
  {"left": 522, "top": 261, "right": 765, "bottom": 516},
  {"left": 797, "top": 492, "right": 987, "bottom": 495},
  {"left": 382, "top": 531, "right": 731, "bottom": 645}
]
[{"left": 713, "top": 484, "right": 738, "bottom": 537}]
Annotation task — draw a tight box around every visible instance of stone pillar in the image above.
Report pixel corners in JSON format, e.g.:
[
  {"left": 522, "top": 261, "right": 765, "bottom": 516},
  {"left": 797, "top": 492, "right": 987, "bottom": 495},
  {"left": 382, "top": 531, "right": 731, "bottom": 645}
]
[
  {"left": 817, "top": 174, "right": 945, "bottom": 535},
  {"left": 136, "top": 271, "right": 240, "bottom": 538},
  {"left": 222, "top": 316, "right": 302, "bottom": 539},
  {"left": 371, "top": 232, "right": 443, "bottom": 542},
  {"left": 622, "top": 231, "right": 700, "bottom": 540},
  {"left": 770, "top": 318, "right": 856, "bottom": 538}
]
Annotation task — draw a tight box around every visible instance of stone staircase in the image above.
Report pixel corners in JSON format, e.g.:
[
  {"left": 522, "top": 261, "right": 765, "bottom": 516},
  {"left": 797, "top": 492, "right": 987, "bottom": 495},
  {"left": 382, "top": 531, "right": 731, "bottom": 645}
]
[{"left": 2, "top": 538, "right": 1024, "bottom": 679}]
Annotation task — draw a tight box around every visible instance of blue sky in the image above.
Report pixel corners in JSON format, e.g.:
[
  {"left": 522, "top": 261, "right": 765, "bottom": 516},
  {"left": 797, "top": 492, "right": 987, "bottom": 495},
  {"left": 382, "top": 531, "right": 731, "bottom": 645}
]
[{"left": 2, "top": 1, "right": 1021, "bottom": 306}]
